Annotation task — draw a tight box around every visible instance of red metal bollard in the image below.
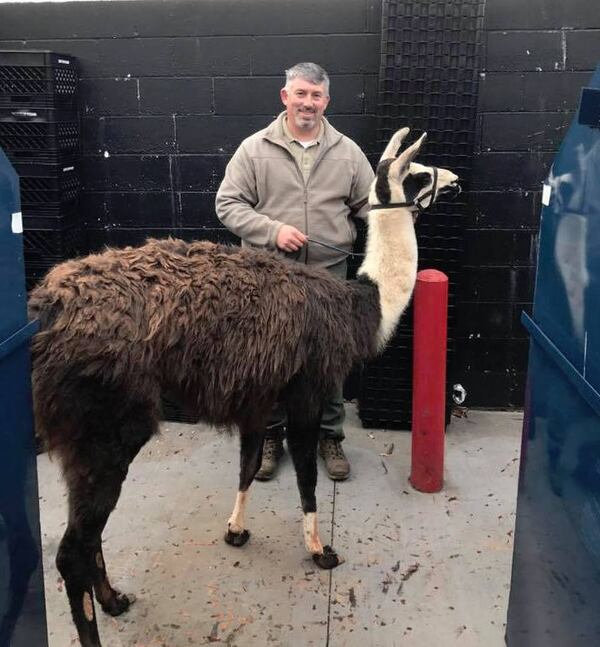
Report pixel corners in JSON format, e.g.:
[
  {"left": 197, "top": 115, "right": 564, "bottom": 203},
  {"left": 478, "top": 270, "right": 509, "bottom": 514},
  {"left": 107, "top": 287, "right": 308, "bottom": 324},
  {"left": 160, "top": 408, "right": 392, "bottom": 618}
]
[{"left": 410, "top": 269, "right": 448, "bottom": 493}]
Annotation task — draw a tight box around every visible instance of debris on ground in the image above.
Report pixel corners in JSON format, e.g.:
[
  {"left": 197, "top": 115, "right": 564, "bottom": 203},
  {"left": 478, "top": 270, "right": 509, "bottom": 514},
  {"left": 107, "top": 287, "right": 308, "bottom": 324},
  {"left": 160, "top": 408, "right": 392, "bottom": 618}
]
[
  {"left": 451, "top": 406, "right": 469, "bottom": 418},
  {"left": 396, "top": 563, "right": 420, "bottom": 594},
  {"left": 381, "top": 575, "right": 394, "bottom": 594},
  {"left": 349, "top": 587, "right": 357, "bottom": 608},
  {"left": 380, "top": 443, "right": 394, "bottom": 456},
  {"left": 500, "top": 457, "right": 519, "bottom": 472},
  {"left": 207, "top": 621, "right": 220, "bottom": 642},
  {"left": 401, "top": 563, "right": 420, "bottom": 582}
]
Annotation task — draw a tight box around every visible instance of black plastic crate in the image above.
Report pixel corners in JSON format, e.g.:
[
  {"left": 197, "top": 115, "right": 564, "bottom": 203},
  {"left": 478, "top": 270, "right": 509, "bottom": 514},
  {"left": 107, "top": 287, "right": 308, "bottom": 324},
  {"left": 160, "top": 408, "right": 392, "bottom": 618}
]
[
  {"left": 22, "top": 226, "right": 84, "bottom": 269},
  {"left": 16, "top": 160, "right": 79, "bottom": 194},
  {"left": 18, "top": 162, "right": 80, "bottom": 215},
  {"left": 21, "top": 186, "right": 79, "bottom": 215},
  {"left": 2, "top": 143, "right": 78, "bottom": 165},
  {"left": 21, "top": 193, "right": 79, "bottom": 216},
  {"left": 0, "top": 50, "right": 77, "bottom": 108},
  {"left": 359, "top": 409, "right": 411, "bottom": 430},
  {"left": 0, "top": 107, "right": 79, "bottom": 163},
  {"left": 22, "top": 207, "right": 80, "bottom": 230}
]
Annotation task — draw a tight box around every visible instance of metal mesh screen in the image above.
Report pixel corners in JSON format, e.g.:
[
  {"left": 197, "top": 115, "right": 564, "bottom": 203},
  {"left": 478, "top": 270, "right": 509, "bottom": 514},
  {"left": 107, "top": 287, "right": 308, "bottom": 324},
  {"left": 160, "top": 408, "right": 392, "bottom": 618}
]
[{"left": 358, "top": 0, "right": 485, "bottom": 429}]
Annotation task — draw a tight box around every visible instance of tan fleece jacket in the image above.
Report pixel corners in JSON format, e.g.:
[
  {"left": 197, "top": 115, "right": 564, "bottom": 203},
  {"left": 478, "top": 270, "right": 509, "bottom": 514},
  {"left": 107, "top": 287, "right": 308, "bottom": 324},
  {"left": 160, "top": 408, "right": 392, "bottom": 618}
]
[{"left": 215, "top": 112, "right": 374, "bottom": 267}]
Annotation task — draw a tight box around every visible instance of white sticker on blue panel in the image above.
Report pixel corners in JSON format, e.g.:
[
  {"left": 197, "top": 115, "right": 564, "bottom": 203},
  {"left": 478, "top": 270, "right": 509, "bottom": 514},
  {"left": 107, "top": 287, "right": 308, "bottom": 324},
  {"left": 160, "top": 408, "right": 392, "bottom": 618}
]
[
  {"left": 542, "top": 183, "right": 552, "bottom": 206},
  {"left": 11, "top": 211, "right": 23, "bottom": 234}
]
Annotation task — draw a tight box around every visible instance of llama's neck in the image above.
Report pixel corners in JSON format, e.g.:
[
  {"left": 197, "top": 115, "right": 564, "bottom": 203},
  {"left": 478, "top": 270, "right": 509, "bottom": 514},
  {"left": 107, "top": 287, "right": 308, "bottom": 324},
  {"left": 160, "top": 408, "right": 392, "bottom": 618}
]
[{"left": 357, "top": 208, "right": 418, "bottom": 349}]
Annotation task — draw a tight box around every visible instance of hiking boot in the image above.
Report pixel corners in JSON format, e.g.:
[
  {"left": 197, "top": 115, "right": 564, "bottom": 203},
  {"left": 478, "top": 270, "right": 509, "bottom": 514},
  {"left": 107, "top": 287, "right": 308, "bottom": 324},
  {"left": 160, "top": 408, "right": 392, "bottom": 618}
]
[
  {"left": 255, "top": 437, "right": 285, "bottom": 481},
  {"left": 318, "top": 439, "right": 350, "bottom": 481}
]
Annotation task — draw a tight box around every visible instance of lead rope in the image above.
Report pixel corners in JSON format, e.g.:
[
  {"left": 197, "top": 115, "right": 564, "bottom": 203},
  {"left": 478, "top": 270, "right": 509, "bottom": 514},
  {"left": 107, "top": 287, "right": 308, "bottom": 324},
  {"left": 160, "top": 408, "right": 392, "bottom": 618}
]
[{"left": 306, "top": 237, "right": 365, "bottom": 258}]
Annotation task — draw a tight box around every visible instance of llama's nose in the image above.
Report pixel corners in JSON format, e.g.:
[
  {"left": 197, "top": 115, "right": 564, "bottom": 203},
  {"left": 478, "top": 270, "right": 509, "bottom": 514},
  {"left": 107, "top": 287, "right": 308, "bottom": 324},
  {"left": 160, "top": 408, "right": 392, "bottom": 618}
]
[{"left": 441, "top": 183, "right": 461, "bottom": 199}]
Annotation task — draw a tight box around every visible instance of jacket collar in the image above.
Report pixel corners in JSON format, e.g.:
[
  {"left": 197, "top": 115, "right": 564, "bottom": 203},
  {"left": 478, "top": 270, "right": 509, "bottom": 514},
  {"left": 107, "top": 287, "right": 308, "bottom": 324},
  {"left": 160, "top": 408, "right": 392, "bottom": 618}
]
[
  {"left": 281, "top": 116, "right": 324, "bottom": 146},
  {"left": 263, "top": 112, "right": 343, "bottom": 151}
]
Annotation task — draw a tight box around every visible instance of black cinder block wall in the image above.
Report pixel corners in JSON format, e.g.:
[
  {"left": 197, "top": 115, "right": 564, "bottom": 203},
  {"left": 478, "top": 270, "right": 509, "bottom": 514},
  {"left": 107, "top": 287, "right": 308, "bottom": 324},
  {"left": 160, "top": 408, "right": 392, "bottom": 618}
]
[
  {"left": 455, "top": 0, "right": 600, "bottom": 407},
  {"left": 2, "top": 0, "right": 600, "bottom": 411},
  {"left": 0, "top": 0, "right": 381, "bottom": 249}
]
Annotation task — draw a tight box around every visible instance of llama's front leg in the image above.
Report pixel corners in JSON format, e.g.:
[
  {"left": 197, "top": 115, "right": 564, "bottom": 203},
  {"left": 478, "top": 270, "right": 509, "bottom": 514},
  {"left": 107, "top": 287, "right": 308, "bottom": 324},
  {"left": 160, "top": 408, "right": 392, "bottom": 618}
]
[
  {"left": 224, "top": 431, "right": 264, "bottom": 547},
  {"left": 303, "top": 511, "right": 323, "bottom": 554},
  {"left": 286, "top": 413, "right": 343, "bottom": 570},
  {"left": 225, "top": 490, "right": 250, "bottom": 546}
]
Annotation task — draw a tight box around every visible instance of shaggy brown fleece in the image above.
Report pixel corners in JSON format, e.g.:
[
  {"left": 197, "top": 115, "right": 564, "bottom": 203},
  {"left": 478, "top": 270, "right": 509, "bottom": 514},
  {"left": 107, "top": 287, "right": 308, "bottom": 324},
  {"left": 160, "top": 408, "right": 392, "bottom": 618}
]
[{"left": 29, "top": 237, "right": 381, "bottom": 452}]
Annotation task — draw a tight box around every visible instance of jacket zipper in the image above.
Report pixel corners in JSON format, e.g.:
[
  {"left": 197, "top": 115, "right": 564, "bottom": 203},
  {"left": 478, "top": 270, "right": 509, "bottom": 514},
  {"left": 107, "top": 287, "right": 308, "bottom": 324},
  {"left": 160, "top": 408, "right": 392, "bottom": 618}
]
[
  {"left": 304, "top": 147, "right": 328, "bottom": 265},
  {"left": 284, "top": 151, "right": 308, "bottom": 264},
  {"left": 286, "top": 148, "right": 309, "bottom": 264},
  {"left": 269, "top": 134, "right": 338, "bottom": 265}
]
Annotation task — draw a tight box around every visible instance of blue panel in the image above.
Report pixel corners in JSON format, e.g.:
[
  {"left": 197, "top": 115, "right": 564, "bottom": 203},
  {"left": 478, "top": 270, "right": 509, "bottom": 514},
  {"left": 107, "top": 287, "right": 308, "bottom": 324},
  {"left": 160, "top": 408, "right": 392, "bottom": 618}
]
[
  {"left": 507, "top": 340, "right": 600, "bottom": 646},
  {"left": 578, "top": 88, "right": 600, "bottom": 128},
  {"left": 0, "top": 149, "right": 27, "bottom": 340},
  {"left": 507, "top": 63, "right": 600, "bottom": 646},
  {"left": 533, "top": 67, "right": 600, "bottom": 382},
  {"left": 0, "top": 146, "right": 48, "bottom": 646}
]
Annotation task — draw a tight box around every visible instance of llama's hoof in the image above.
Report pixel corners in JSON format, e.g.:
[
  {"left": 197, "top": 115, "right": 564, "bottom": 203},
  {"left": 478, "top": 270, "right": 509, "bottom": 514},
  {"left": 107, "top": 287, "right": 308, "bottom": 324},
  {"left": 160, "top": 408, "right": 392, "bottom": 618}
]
[
  {"left": 224, "top": 529, "right": 250, "bottom": 547},
  {"left": 101, "top": 592, "right": 136, "bottom": 617},
  {"left": 313, "top": 545, "right": 344, "bottom": 569}
]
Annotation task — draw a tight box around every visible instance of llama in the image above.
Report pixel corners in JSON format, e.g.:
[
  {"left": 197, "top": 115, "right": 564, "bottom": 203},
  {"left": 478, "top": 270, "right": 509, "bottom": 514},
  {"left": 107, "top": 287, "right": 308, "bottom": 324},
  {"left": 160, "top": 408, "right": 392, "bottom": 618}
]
[{"left": 29, "top": 128, "right": 459, "bottom": 647}]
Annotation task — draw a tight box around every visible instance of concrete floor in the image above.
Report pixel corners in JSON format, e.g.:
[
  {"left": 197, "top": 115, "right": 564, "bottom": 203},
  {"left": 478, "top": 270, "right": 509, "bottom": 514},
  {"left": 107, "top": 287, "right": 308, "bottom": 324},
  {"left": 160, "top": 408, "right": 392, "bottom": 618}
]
[{"left": 37, "top": 405, "right": 522, "bottom": 647}]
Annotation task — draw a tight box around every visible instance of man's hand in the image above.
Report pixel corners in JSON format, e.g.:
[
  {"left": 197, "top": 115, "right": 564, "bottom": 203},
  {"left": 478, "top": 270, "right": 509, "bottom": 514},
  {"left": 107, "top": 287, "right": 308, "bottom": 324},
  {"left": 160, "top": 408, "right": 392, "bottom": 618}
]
[{"left": 276, "top": 225, "right": 308, "bottom": 252}]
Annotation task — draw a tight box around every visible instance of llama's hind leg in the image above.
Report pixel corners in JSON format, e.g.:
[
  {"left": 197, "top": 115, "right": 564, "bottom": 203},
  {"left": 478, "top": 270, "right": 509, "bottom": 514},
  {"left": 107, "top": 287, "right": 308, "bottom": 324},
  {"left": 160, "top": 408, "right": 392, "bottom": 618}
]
[
  {"left": 91, "top": 537, "right": 135, "bottom": 616},
  {"left": 56, "top": 469, "right": 128, "bottom": 647},
  {"left": 57, "top": 411, "right": 155, "bottom": 646},
  {"left": 225, "top": 428, "right": 265, "bottom": 547}
]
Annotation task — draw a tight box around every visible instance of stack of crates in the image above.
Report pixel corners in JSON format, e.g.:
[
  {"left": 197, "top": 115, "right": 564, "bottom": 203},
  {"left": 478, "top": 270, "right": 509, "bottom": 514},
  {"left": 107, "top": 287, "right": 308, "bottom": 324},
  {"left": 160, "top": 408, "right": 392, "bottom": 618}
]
[{"left": 0, "top": 50, "right": 82, "bottom": 289}]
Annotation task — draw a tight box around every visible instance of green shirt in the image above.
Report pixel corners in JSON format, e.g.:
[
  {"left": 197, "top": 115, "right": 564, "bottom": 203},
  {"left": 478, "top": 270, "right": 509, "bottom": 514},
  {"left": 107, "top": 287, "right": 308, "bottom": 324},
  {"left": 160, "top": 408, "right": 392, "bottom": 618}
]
[{"left": 282, "top": 117, "right": 324, "bottom": 183}]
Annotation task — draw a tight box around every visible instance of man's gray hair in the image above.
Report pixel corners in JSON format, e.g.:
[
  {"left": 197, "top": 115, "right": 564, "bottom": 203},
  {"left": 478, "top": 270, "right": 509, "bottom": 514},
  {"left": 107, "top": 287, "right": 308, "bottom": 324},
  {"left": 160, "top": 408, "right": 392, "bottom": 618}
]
[{"left": 285, "top": 62, "right": 330, "bottom": 96}]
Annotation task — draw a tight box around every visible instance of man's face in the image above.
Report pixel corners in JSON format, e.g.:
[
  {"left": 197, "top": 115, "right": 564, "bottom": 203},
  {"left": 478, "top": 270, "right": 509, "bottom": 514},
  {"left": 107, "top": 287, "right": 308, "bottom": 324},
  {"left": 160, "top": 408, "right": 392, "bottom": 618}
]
[{"left": 280, "top": 78, "right": 330, "bottom": 132}]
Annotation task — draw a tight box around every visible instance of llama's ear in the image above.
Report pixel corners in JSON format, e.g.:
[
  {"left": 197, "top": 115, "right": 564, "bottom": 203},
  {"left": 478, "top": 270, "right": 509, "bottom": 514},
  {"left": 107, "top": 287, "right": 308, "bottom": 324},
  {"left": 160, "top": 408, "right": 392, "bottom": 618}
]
[
  {"left": 379, "top": 127, "right": 410, "bottom": 163},
  {"left": 390, "top": 132, "right": 427, "bottom": 174}
]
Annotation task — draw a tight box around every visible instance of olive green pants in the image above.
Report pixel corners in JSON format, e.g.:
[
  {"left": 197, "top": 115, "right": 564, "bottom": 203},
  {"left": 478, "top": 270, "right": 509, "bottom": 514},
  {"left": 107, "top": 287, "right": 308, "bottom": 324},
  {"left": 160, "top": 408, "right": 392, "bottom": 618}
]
[{"left": 265, "top": 259, "right": 347, "bottom": 442}]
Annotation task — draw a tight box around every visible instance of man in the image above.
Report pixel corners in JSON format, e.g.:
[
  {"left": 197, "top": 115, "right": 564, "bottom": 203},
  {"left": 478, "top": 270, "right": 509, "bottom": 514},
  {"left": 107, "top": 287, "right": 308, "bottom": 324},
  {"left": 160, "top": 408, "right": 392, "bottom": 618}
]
[{"left": 215, "top": 62, "right": 374, "bottom": 481}]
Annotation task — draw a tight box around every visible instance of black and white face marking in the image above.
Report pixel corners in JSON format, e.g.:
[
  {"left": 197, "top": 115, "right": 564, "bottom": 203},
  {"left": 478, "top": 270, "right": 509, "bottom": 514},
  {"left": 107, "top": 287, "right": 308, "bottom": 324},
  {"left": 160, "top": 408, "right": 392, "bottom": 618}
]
[
  {"left": 407, "top": 161, "right": 460, "bottom": 209},
  {"left": 375, "top": 158, "right": 394, "bottom": 205},
  {"left": 402, "top": 171, "right": 432, "bottom": 204}
]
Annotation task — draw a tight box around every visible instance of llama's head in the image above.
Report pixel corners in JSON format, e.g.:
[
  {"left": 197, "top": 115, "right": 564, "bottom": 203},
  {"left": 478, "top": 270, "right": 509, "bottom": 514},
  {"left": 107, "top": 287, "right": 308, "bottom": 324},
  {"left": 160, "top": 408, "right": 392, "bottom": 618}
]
[{"left": 369, "top": 127, "right": 460, "bottom": 214}]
